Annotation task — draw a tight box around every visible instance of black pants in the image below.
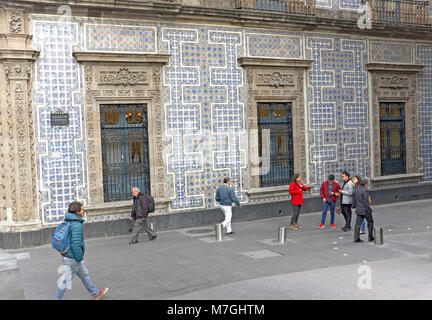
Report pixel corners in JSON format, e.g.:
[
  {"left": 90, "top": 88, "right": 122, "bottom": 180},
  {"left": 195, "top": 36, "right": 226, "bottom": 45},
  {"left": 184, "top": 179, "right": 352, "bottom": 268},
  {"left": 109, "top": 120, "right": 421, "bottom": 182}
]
[
  {"left": 341, "top": 204, "right": 352, "bottom": 228},
  {"left": 354, "top": 211, "right": 374, "bottom": 241},
  {"left": 290, "top": 205, "right": 302, "bottom": 224}
]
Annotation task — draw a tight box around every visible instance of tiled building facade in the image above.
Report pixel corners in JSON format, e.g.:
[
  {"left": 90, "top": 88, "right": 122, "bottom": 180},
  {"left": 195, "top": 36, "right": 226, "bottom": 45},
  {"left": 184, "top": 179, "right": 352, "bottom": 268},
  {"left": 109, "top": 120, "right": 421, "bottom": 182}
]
[{"left": 0, "top": 0, "right": 431, "bottom": 231}]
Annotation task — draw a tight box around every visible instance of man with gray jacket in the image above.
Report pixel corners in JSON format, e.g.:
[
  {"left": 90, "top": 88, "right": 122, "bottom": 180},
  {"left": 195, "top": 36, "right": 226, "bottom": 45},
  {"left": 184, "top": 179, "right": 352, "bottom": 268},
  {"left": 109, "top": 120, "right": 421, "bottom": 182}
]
[
  {"left": 129, "top": 187, "right": 157, "bottom": 244},
  {"left": 352, "top": 179, "right": 374, "bottom": 243},
  {"left": 215, "top": 177, "right": 240, "bottom": 234},
  {"left": 339, "top": 171, "right": 355, "bottom": 232}
]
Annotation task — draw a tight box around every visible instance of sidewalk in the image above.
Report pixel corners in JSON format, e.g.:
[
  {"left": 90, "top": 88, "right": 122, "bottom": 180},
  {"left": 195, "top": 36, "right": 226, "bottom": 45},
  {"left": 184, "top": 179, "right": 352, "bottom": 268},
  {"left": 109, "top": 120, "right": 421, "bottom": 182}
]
[
  {"left": 4, "top": 198, "right": 432, "bottom": 300},
  {"left": 0, "top": 249, "right": 24, "bottom": 299}
]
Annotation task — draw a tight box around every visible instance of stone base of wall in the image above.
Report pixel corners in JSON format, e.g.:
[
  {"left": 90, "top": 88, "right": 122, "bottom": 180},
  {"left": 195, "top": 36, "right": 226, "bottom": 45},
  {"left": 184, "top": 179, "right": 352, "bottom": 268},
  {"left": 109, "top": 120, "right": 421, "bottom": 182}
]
[{"left": 1, "top": 183, "right": 432, "bottom": 249}]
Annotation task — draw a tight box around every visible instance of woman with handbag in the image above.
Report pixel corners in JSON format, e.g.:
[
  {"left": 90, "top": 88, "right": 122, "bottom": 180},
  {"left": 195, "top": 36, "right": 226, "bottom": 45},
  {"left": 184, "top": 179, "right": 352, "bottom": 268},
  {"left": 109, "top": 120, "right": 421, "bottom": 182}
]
[{"left": 288, "top": 173, "right": 308, "bottom": 230}]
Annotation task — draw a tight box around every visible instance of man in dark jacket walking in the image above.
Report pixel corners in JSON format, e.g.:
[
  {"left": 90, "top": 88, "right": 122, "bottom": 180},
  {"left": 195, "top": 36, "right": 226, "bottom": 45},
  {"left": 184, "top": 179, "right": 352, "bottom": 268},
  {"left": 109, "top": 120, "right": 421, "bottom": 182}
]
[
  {"left": 53, "top": 201, "right": 108, "bottom": 300},
  {"left": 215, "top": 177, "right": 240, "bottom": 234},
  {"left": 353, "top": 180, "right": 374, "bottom": 243},
  {"left": 129, "top": 187, "right": 157, "bottom": 244}
]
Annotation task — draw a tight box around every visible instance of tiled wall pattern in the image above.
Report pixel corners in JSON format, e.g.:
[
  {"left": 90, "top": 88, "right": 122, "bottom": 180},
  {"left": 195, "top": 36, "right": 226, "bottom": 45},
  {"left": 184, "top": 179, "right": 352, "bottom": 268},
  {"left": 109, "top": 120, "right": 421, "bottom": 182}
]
[
  {"left": 161, "top": 28, "right": 247, "bottom": 210},
  {"left": 30, "top": 15, "right": 432, "bottom": 223},
  {"left": 246, "top": 34, "right": 302, "bottom": 58},
  {"left": 32, "top": 18, "right": 88, "bottom": 223},
  {"left": 306, "top": 36, "right": 369, "bottom": 191},
  {"left": 370, "top": 41, "right": 413, "bottom": 64},
  {"left": 85, "top": 24, "right": 156, "bottom": 52},
  {"left": 417, "top": 44, "right": 432, "bottom": 181}
]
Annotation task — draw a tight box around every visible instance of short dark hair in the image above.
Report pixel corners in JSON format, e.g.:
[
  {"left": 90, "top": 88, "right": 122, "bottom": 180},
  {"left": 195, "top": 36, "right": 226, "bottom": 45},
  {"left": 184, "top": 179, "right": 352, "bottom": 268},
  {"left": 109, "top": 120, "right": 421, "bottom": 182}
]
[
  {"left": 354, "top": 175, "right": 362, "bottom": 183},
  {"left": 342, "top": 171, "right": 350, "bottom": 178},
  {"left": 223, "top": 177, "right": 230, "bottom": 184},
  {"left": 328, "top": 174, "right": 335, "bottom": 181},
  {"left": 68, "top": 201, "right": 83, "bottom": 213},
  {"left": 291, "top": 173, "right": 300, "bottom": 183}
]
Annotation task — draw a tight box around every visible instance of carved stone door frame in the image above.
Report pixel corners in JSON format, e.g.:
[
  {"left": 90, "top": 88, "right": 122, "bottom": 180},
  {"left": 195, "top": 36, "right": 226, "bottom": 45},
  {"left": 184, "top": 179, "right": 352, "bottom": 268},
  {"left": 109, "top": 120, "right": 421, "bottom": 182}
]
[
  {"left": 367, "top": 63, "right": 425, "bottom": 187},
  {"left": 238, "top": 57, "right": 312, "bottom": 199},
  {"left": 73, "top": 52, "right": 171, "bottom": 211}
]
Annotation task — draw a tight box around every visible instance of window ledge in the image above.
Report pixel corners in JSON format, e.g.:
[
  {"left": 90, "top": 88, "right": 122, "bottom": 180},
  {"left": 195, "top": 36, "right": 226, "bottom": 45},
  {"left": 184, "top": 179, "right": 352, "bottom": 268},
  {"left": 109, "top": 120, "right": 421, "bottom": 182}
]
[
  {"left": 371, "top": 173, "right": 424, "bottom": 186},
  {"left": 84, "top": 197, "right": 174, "bottom": 217},
  {"left": 246, "top": 184, "right": 314, "bottom": 199}
]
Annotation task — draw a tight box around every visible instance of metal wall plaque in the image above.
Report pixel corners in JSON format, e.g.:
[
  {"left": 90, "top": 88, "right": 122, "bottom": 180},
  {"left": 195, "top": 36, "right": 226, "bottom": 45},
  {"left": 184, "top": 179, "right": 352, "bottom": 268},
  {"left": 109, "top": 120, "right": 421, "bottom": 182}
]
[{"left": 51, "top": 112, "right": 69, "bottom": 127}]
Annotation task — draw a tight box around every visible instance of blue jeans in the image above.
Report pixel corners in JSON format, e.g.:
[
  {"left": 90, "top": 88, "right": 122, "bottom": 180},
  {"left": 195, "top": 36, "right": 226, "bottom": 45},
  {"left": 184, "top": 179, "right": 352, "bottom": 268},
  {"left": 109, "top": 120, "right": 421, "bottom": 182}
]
[
  {"left": 321, "top": 202, "right": 336, "bottom": 225},
  {"left": 361, "top": 218, "right": 366, "bottom": 232},
  {"left": 53, "top": 257, "right": 99, "bottom": 300}
]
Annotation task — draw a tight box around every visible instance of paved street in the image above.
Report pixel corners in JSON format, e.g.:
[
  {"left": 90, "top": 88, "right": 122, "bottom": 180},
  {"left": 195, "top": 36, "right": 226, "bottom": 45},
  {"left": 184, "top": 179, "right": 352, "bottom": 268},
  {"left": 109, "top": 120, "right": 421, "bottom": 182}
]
[{"left": 4, "top": 198, "right": 432, "bottom": 300}]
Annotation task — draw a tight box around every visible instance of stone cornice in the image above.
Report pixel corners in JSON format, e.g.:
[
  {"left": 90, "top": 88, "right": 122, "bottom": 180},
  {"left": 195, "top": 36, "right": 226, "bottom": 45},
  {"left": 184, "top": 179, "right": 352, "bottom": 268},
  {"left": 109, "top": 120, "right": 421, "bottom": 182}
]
[
  {"left": 371, "top": 173, "right": 424, "bottom": 187},
  {"left": 4, "top": 0, "right": 432, "bottom": 40},
  {"left": 73, "top": 52, "right": 170, "bottom": 65},
  {"left": 366, "top": 63, "right": 425, "bottom": 73},
  {"left": 0, "top": 48, "right": 39, "bottom": 61},
  {"left": 238, "top": 57, "right": 313, "bottom": 69}
]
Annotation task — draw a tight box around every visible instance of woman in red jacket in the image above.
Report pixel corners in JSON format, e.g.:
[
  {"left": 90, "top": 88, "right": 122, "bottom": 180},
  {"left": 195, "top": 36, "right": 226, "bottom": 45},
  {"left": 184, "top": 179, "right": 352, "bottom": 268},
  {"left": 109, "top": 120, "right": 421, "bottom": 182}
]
[{"left": 289, "top": 173, "right": 308, "bottom": 230}]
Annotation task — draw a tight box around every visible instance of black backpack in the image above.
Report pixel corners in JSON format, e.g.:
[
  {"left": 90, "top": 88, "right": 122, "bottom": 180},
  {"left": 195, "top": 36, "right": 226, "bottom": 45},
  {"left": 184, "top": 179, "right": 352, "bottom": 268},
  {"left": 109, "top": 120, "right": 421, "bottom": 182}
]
[{"left": 144, "top": 194, "right": 155, "bottom": 213}]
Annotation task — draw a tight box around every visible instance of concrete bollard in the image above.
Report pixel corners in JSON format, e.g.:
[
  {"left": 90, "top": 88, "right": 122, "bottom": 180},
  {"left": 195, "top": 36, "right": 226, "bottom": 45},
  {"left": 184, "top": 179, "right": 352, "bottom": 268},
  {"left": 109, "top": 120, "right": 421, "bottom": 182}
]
[
  {"left": 149, "top": 223, "right": 156, "bottom": 233},
  {"left": 278, "top": 226, "right": 288, "bottom": 244},
  {"left": 215, "top": 223, "right": 224, "bottom": 242},
  {"left": 374, "top": 227, "right": 384, "bottom": 245}
]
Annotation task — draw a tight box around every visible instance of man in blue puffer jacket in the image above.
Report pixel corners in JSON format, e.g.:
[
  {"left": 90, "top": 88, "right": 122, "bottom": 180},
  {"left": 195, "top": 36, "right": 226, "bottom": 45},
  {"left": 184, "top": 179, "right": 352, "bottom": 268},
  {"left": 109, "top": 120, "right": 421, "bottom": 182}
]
[{"left": 53, "top": 201, "right": 109, "bottom": 300}]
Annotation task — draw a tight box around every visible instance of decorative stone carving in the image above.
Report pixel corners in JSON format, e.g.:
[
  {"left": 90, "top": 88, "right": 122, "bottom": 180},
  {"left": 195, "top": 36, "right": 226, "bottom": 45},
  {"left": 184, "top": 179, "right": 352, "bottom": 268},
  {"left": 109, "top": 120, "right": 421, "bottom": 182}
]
[
  {"left": 102, "top": 89, "right": 116, "bottom": 96},
  {"left": 256, "top": 72, "right": 295, "bottom": 87},
  {"left": 239, "top": 57, "right": 311, "bottom": 192},
  {"left": 84, "top": 65, "right": 93, "bottom": 90},
  {"left": 4, "top": 64, "right": 32, "bottom": 81},
  {"left": 99, "top": 68, "right": 148, "bottom": 86},
  {"left": 118, "top": 89, "right": 131, "bottom": 96},
  {"left": 379, "top": 75, "right": 409, "bottom": 89},
  {"left": 367, "top": 63, "right": 424, "bottom": 184},
  {"left": 9, "top": 12, "right": 23, "bottom": 34},
  {"left": 16, "top": 82, "right": 29, "bottom": 221},
  {"left": 74, "top": 52, "right": 170, "bottom": 207}
]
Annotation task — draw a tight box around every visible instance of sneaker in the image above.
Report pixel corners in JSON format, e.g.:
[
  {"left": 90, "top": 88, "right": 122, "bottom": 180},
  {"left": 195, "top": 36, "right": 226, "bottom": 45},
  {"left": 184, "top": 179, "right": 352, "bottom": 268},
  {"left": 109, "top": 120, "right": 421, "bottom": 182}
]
[
  {"left": 226, "top": 231, "right": 234, "bottom": 234},
  {"left": 93, "top": 288, "right": 109, "bottom": 300},
  {"left": 368, "top": 238, "right": 375, "bottom": 242},
  {"left": 149, "top": 235, "right": 158, "bottom": 241},
  {"left": 360, "top": 231, "right": 365, "bottom": 234},
  {"left": 330, "top": 224, "right": 336, "bottom": 229},
  {"left": 129, "top": 239, "right": 138, "bottom": 245},
  {"left": 318, "top": 224, "right": 325, "bottom": 229},
  {"left": 354, "top": 239, "right": 364, "bottom": 243},
  {"left": 289, "top": 224, "right": 298, "bottom": 230}
]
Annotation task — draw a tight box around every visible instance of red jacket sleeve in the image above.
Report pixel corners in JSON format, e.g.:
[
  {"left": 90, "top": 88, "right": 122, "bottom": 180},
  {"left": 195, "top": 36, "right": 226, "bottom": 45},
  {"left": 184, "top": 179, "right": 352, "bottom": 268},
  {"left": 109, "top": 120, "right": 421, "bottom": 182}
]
[
  {"left": 299, "top": 182, "right": 307, "bottom": 192},
  {"left": 320, "top": 182, "right": 326, "bottom": 199},
  {"left": 289, "top": 183, "right": 302, "bottom": 195}
]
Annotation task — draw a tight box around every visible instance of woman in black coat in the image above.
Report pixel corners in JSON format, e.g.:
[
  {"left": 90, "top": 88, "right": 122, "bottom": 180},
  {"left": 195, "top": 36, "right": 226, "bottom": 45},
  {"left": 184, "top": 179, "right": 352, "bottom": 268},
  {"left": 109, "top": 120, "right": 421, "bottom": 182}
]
[{"left": 352, "top": 179, "right": 374, "bottom": 243}]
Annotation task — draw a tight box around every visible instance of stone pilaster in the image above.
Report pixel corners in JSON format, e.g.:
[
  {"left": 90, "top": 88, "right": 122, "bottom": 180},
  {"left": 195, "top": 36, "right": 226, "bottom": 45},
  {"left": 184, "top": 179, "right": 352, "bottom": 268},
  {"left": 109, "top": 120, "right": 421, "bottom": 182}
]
[{"left": 0, "top": 7, "right": 39, "bottom": 231}]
